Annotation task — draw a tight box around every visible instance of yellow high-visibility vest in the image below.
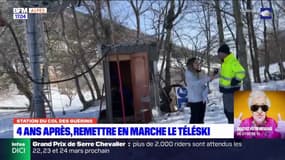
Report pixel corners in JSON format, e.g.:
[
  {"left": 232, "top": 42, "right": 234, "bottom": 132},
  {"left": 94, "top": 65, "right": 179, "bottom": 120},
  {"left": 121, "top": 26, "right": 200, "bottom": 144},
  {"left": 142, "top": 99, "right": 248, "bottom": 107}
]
[{"left": 219, "top": 53, "right": 245, "bottom": 93}]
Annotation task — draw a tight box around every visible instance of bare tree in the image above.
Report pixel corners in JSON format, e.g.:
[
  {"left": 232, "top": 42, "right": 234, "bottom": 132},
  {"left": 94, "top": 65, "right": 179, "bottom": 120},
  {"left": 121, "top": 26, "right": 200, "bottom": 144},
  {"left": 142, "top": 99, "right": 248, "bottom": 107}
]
[
  {"left": 82, "top": 0, "right": 102, "bottom": 43},
  {"left": 246, "top": 0, "right": 261, "bottom": 83},
  {"left": 129, "top": 0, "right": 148, "bottom": 42},
  {"left": 164, "top": 0, "right": 185, "bottom": 87},
  {"left": 0, "top": 51, "right": 32, "bottom": 110},
  {"left": 201, "top": 3, "right": 212, "bottom": 78},
  {"left": 151, "top": 1, "right": 168, "bottom": 52},
  {"left": 57, "top": 7, "right": 95, "bottom": 109},
  {"left": 149, "top": 1, "right": 169, "bottom": 79},
  {"left": 232, "top": 0, "right": 251, "bottom": 90},
  {"left": 214, "top": 0, "right": 224, "bottom": 45},
  {"left": 70, "top": 4, "right": 101, "bottom": 100},
  {"left": 74, "top": 75, "right": 87, "bottom": 109},
  {"left": 105, "top": 0, "right": 115, "bottom": 43},
  {"left": 0, "top": 10, "right": 33, "bottom": 110},
  {"left": 269, "top": 0, "right": 285, "bottom": 79},
  {"left": 223, "top": 12, "right": 236, "bottom": 48},
  {"left": 261, "top": 0, "right": 272, "bottom": 81},
  {"left": 58, "top": 81, "right": 76, "bottom": 106}
]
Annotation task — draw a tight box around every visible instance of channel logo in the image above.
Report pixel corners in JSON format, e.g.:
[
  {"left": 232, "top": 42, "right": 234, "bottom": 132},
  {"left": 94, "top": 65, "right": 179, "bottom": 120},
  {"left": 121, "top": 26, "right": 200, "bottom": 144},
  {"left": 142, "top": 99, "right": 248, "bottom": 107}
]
[
  {"left": 13, "top": 8, "right": 28, "bottom": 19},
  {"left": 13, "top": 8, "right": 47, "bottom": 19},
  {"left": 260, "top": 8, "right": 272, "bottom": 19}
]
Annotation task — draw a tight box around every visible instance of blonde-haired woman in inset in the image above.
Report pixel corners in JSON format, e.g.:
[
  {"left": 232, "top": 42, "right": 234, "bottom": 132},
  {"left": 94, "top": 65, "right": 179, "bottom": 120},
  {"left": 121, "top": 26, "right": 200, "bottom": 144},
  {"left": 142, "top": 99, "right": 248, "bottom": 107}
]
[{"left": 234, "top": 90, "right": 285, "bottom": 139}]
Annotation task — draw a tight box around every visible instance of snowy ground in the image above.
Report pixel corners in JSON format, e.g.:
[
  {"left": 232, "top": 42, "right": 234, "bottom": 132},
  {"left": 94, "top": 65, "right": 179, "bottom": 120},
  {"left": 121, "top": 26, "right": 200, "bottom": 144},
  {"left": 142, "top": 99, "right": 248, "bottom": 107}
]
[
  {"left": 0, "top": 88, "right": 102, "bottom": 138},
  {"left": 151, "top": 78, "right": 227, "bottom": 124},
  {"left": 154, "top": 62, "right": 285, "bottom": 124}
]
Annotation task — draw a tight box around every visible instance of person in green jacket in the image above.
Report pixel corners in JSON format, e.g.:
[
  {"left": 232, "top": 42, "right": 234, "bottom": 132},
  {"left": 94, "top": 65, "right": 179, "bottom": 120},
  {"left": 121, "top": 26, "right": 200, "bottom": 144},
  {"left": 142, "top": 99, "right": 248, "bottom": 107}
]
[{"left": 218, "top": 44, "right": 246, "bottom": 123}]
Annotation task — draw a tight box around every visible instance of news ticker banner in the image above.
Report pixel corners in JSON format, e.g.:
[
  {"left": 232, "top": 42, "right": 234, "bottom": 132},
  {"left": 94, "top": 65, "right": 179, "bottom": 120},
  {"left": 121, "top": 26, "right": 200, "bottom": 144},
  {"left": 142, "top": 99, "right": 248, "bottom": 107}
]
[
  {"left": 1, "top": 139, "right": 243, "bottom": 160},
  {"left": 3, "top": 139, "right": 285, "bottom": 160},
  {"left": 13, "top": 118, "right": 234, "bottom": 139}
]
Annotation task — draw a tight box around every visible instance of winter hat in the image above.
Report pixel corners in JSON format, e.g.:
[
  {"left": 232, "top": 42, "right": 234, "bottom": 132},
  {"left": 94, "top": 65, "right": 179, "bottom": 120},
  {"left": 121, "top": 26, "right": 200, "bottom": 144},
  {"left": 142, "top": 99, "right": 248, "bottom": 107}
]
[{"left": 218, "top": 44, "right": 230, "bottom": 54}]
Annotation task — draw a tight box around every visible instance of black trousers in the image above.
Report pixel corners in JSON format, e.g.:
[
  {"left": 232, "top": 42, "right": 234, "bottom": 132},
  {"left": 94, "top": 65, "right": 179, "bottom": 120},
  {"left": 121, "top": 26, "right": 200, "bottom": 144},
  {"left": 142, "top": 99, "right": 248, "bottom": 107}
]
[
  {"left": 188, "top": 101, "right": 206, "bottom": 124},
  {"left": 223, "top": 93, "right": 234, "bottom": 124},
  {"left": 224, "top": 109, "right": 234, "bottom": 124}
]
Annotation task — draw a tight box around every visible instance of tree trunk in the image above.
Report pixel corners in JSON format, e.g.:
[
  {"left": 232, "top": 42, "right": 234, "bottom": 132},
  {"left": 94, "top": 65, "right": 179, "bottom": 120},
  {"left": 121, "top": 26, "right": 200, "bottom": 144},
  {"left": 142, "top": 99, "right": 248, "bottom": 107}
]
[
  {"left": 71, "top": 4, "right": 101, "bottom": 99},
  {"left": 94, "top": 0, "right": 112, "bottom": 43},
  {"left": 232, "top": 0, "right": 251, "bottom": 90},
  {"left": 163, "top": 0, "right": 184, "bottom": 87},
  {"left": 164, "top": 0, "right": 175, "bottom": 87},
  {"left": 261, "top": 0, "right": 272, "bottom": 81},
  {"left": 165, "top": 29, "right": 172, "bottom": 87},
  {"left": 80, "top": 66, "right": 95, "bottom": 101},
  {"left": 155, "top": 1, "right": 168, "bottom": 58},
  {"left": 9, "top": 72, "right": 32, "bottom": 110},
  {"left": 83, "top": 73, "right": 95, "bottom": 101},
  {"left": 105, "top": 0, "right": 115, "bottom": 43},
  {"left": 223, "top": 13, "right": 237, "bottom": 51},
  {"left": 82, "top": 0, "right": 102, "bottom": 42},
  {"left": 214, "top": 0, "right": 224, "bottom": 45},
  {"left": 245, "top": 0, "right": 256, "bottom": 82},
  {"left": 246, "top": 12, "right": 256, "bottom": 82},
  {"left": 247, "top": 0, "right": 261, "bottom": 83},
  {"left": 202, "top": 3, "right": 211, "bottom": 88},
  {"left": 2, "top": 61, "right": 32, "bottom": 110},
  {"left": 130, "top": 0, "right": 143, "bottom": 42},
  {"left": 68, "top": 96, "right": 73, "bottom": 106},
  {"left": 81, "top": 58, "right": 102, "bottom": 99},
  {"left": 0, "top": 50, "right": 32, "bottom": 110},
  {"left": 74, "top": 76, "right": 87, "bottom": 109},
  {"left": 269, "top": 0, "right": 285, "bottom": 79}
]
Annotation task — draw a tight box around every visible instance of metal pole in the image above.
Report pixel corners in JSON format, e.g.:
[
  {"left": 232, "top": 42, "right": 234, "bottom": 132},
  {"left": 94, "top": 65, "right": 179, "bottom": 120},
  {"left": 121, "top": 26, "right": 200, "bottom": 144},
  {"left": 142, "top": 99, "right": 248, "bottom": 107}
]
[
  {"left": 26, "top": 14, "right": 45, "bottom": 118},
  {"left": 101, "top": 45, "right": 113, "bottom": 123},
  {"left": 153, "top": 60, "right": 160, "bottom": 115}
]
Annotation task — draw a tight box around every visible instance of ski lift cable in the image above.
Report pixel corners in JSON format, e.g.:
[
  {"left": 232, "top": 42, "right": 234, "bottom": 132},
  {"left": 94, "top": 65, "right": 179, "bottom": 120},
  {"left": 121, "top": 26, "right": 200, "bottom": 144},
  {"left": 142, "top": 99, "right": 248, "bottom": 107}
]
[{"left": 7, "top": 23, "right": 111, "bottom": 85}]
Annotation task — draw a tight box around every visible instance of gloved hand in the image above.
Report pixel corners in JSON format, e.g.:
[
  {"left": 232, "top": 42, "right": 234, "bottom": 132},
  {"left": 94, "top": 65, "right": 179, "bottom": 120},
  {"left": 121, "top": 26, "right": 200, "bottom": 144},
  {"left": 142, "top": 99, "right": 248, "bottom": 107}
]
[
  {"left": 230, "top": 78, "right": 241, "bottom": 86},
  {"left": 234, "top": 113, "right": 242, "bottom": 131},
  {"left": 213, "top": 68, "right": 219, "bottom": 75},
  {"left": 276, "top": 114, "right": 285, "bottom": 139}
]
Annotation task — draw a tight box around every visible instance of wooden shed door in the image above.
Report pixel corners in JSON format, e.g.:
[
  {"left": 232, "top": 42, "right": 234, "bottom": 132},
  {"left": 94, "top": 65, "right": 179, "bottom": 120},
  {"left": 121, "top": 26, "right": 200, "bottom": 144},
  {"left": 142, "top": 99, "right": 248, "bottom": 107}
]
[{"left": 130, "top": 52, "right": 152, "bottom": 122}]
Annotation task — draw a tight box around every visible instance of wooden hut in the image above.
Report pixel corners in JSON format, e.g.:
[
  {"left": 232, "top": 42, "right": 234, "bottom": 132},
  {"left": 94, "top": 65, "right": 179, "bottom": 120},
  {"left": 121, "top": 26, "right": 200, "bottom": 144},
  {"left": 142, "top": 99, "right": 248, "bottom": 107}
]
[{"left": 102, "top": 43, "right": 159, "bottom": 123}]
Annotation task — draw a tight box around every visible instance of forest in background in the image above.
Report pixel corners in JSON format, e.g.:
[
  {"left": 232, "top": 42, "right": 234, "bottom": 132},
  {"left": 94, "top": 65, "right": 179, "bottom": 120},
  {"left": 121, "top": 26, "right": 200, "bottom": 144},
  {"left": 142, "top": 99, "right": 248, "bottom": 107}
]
[{"left": 0, "top": 0, "right": 285, "bottom": 110}]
